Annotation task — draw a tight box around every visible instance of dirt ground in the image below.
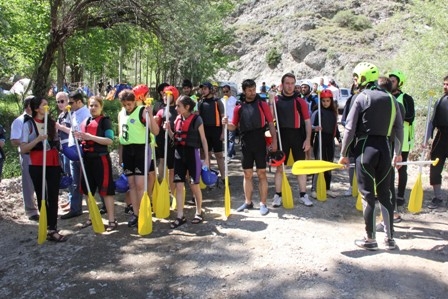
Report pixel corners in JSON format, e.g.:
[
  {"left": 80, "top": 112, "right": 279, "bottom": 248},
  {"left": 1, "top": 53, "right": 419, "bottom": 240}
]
[{"left": 0, "top": 144, "right": 447, "bottom": 299}]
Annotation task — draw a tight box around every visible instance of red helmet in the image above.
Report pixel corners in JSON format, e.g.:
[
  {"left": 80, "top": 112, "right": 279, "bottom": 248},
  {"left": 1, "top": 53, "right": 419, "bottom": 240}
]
[
  {"left": 320, "top": 89, "right": 333, "bottom": 99},
  {"left": 163, "top": 85, "right": 179, "bottom": 101},
  {"left": 268, "top": 151, "right": 285, "bottom": 167},
  {"left": 133, "top": 84, "right": 149, "bottom": 99}
]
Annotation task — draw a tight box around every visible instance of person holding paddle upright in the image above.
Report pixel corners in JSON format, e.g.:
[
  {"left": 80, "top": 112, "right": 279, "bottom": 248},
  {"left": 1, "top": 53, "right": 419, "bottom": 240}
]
[
  {"left": 20, "top": 97, "right": 65, "bottom": 242},
  {"left": 271, "top": 73, "right": 313, "bottom": 208},
  {"left": 223, "top": 79, "right": 277, "bottom": 216},
  {"left": 338, "top": 62, "right": 403, "bottom": 251},
  {"left": 118, "top": 90, "right": 159, "bottom": 228}
]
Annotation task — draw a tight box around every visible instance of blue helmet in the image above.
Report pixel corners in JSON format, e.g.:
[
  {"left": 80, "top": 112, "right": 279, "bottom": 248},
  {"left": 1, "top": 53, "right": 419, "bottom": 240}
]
[
  {"left": 115, "top": 174, "right": 129, "bottom": 193},
  {"left": 62, "top": 144, "right": 82, "bottom": 161},
  {"left": 59, "top": 174, "right": 73, "bottom": 189},
  {"left": 201, "top": 166, "right": 219, "bottom": 186}
]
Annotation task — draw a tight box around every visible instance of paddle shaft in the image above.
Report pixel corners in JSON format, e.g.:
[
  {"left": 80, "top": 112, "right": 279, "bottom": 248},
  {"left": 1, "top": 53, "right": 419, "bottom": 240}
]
[
  {"left": 163, "top": 93, "right": 171, "bottom": 179},
  {"left": 41, "top": 106, "right": 49, "bottom": 203}
]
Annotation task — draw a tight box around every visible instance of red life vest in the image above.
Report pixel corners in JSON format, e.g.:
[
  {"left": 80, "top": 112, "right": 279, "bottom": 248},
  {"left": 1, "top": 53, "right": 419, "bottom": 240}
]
[
  {"left": 81, "top": 116, "right": 108, "bottom": 154},
  {"left": 173, "top": 114, "right": 201, "bottom": 148}
]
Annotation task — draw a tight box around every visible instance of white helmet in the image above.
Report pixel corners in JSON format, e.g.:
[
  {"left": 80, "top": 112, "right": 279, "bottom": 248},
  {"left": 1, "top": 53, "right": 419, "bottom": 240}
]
[{"left": 300, "top": 80, "right": 313, "bottom": 90}]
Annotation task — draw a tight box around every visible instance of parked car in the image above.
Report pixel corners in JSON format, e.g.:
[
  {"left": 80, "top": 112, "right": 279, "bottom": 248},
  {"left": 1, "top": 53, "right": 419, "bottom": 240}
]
[{"left": 337, "top": 88, "right": 351, "bottom": 113}]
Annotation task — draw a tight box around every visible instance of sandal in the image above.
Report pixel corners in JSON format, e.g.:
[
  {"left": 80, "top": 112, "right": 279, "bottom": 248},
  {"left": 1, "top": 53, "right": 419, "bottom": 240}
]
[
  {"left": 80, "top": 219, "right": 92, "bottom": 229},
  {"left": 191, "top": 213, "right": 203, "bottom": 224},
  {"left": 106, "top": 220, "right": 118, "bottom": 232},
  {"left": 170, "top": 216, "right": 187, "bottom": 229},
  {"left": 47, "top": 230, "right": 67, "bottom": 242}
]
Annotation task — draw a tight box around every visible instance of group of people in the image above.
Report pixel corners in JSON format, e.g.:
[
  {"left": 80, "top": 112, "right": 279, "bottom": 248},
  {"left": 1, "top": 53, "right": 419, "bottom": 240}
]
[{"left": 6, "top": 63, "right": 448, "bottom": 250}]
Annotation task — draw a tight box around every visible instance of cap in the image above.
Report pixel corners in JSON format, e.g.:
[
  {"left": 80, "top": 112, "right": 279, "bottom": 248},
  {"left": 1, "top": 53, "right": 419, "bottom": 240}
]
[{"left": 200, "top": 82, "right": 213, "bottom": 90}]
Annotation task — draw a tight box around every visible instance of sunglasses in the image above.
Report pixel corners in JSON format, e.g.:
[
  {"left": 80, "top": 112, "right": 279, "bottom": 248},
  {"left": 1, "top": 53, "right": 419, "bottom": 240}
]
[
  {"left": 57, "top": 100, "right": 66, "bottom": 104},
  {"left": 68, "top": 101, "right": 75, "bottom": 105},
  {"left": 223, "top": 90, "right": 230, "bottom": 93}
]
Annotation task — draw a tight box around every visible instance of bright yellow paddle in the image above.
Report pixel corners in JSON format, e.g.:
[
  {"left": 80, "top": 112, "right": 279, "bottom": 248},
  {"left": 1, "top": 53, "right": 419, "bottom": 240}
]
[
  {"left": 408, "top": 172, "right": 423, "bottom": 213},
  {"left": 356, "top": 192, "right": 363, "bottom": 211},
  {"left": 352, "top": 169, "right": 359, "bottom": 197},
  {"left": 38, "top": 105, "right": 49, "bottom": 244},
  {"left": 292, "top": 160, "right": 345, "bottom": 175},
  {"left": 138, "top": 98, "right": 153, "bottom": 235},
  {"left": 316, "top": 172, "right": 327, "bottom": 201},
  {"left": 286, "top": 149, "right": 294, "bottom": 166}
]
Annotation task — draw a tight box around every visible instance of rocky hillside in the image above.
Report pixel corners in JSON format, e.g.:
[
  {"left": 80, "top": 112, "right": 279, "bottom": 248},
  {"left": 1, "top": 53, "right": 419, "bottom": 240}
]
[{"left": 217, "top": 0, "right": 412, "bottom": 88}]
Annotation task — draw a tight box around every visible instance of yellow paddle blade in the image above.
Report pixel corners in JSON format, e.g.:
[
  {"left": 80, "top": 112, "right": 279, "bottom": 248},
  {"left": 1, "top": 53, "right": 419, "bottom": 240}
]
[
  {"left": 138, "top": 192, "right": 153, "bottom": 235},
  {"left": 200, "top": 177, "right": 207, "bottom": 189},
  {"left": 316, "top": 173, "right": 327, "bottom": 201},
  {"left": 281, "top": 172, "right": 294, "bottom": 209},
  {"left": 408, "top": 173, "right": 423, "bottom": 214},
  {"left": 152, "top": 180, "right": 159, "bottom": 212},
  {"left": 286, "top": 149, "right": 294, "bottom": 167},
  {"left": 156, "top": 179, "right": 170, "bottom": 219},
  {"left": 356, "top": 192, "right": 363, "bottom": 211},
  {"left": 87, "top": 193, "right": 105, "bottom": 233},
  {"left": 171, "top": 192, "right": 177, "bottom": 210},
  {"left": 352, "top": 170, "right": 359, "bottom": 197},
  {"left": 225, "top": 179, "right": 231, "bottom": 217},
  {"left": 37, "top": 199, "right": 47, "bottom": 244},
  {"left": 292, "top": 160, "right": 344, "bottom": 175}
]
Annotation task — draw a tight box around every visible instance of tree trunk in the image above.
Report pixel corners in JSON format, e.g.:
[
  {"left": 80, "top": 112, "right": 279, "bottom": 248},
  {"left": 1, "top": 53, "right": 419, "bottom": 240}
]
[{"left": 33, "top": 40, "right": 60, "bottom": 99}]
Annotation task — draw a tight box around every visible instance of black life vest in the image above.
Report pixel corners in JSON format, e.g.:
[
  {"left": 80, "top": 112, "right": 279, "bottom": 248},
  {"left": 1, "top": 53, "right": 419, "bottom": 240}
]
[
  {"left": 198, "top": 97, "right": 222, "bottom": 127},
  {"left": 275, "top": 93, "right": 306, "bottom": 129},
  {"left": 432, "top": 95, "right": 448, "bottom": 128},
  {"left": 173, "top": 114, "right": 201, "bottom": 148},
  {"left": 81, "top": 116, "right": 108, "bottom": 154},
  {"left": 238, "top": 98, "right": 267, "bottom": 134}
]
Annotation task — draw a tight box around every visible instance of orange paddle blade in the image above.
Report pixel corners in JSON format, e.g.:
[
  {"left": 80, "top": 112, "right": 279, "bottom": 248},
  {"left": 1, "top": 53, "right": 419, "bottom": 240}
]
[
  {"left": 138, "top": 192, "right": 153, "bottom": 235},
  {"left": 37, "top": 199, "right": 47, "bottom": 244},
  {"left": 408, "top": 173, "right": 423, "bottom": 214},
  {"left": 87, "top": 193, "right": 105, "bottom": 233},
  {"left": 281, "top": 172, "right": 294, "bottom": 209}
]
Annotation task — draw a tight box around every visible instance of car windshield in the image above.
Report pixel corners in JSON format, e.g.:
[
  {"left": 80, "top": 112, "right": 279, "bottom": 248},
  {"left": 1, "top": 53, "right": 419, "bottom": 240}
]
[{"left": 341, "top": 89, "right": 349, "bottom": 96}]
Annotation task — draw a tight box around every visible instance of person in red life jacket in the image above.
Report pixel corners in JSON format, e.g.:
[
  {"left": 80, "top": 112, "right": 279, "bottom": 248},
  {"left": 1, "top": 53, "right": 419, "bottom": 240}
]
[
  {"left": 19, "top": 97, "right": 66, "bottom": 242},
  {"left": 165, "top": 96, "right": 209, "bottom": 228},
  {"left": 118, "top": 90, "right": 159, "bottom": 227},
  {"left": 154, "top": 85, "right": 179, "bottom": 195},
  {"left": 223, "top": 79, "right": 277, "bottom": 216},
  {"left": 271, "top": 73, "right": 313, "bottom": 208},
  {"left": 310, "top": 89, "right": 341, "bottom": 198},
  {"left": 198, "top": 82, "right": 226, "bottom": 185},
  {"left": 74, "top": 96, "right": 117, "bottom": 231}
]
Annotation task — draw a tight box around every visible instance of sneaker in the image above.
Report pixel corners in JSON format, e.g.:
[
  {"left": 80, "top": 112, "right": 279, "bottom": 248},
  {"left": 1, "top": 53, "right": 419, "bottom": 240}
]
[
  {"left": 428, "top": 197, "right": 443, "bottom": 209},
  {"left": 272, "top": 194, "right": 282, "bottom": 207},
  {"left": 259, "top": 204, "right": 269, "bottom": 216},
  {"left": 299, "top": 194, "right": 313, "bottom": 207},
  {"left": 127, "top": 214, "right": 138, "bottom": 227},
  {"left": 354, "top": 237, "right": 379, "bottom": 251},
  {"left": 311, "top": 191, "right": 317, "bottom": 199},
  {"left": 343, "top": 187, "right": 353, "bottom": 197},
  {"left": 124, "top": 204, "right": 134, "bottom": 214},
  {"left": 236, "top": 202, "right": 254, "bottom": 212},
  {"left": 384, "top": 238, "right": 396, "bottom": 250},
  {"left": 376, "top": 222, "right": 385, "bottom": 232},
  {"left": 396, "top": 197, "right": 405, "bottom": 207},
  {"left": 393, "top": 212, "right": 402, "bottom": 223},
  {"left": 327, "top": 190, "right": 338, "bottom": 198},
  {"left": 28, "top": 215, "right": 40, "bottom": 221}
]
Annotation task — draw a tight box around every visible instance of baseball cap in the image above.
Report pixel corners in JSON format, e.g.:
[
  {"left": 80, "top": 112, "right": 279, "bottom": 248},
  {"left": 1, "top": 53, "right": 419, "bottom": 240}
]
[{"left": 200, "top": 82, "right": 213, "bottom": 90}]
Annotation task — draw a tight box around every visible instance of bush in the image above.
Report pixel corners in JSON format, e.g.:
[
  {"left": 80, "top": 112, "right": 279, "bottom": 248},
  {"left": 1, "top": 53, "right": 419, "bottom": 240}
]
[
  {"left": 333, "top": 11, "right": 372, "bottom": 31},
  {"left": 266, "top": 48, "right": 282, "bottom": 68}
]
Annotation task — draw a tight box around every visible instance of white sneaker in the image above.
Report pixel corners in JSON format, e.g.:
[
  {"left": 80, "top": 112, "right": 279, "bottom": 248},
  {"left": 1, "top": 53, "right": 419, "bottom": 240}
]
[
  {"left": 343, "top": 187, "right": 353, "bottom": 197},
  {"left": 327, "top": 190, "right": 338, "bottom": 198},
  {"left": 299, "top": 194, "right": 313, "bottom": 207},
  {"left": 272, "top": 194, "right": 282, "bottom": 207},
  {"left": 311, "top": 191, "right": 317, "bottom": 198}
]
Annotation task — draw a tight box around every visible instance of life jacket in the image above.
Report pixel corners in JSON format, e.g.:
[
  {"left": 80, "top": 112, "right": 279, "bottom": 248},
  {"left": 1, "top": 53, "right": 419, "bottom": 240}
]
[
  {"left": 237, "top": 98, "right": 268, "bottom": 134},
  {"left": 198, "top": 97, "right": 222, "bottom": 127},
  {"left": 156, "top": 105, "right": 178, "bottom": 146},
  {"left": 173, "top": 114, "right": 201, "bottom": 148},
  {"left": 119, "top": 106, "right": 146, "bottom": 145},
  {"left": 432, "top": 95, "right": 448, "bottom": 128},
  {"left": 395, "top": 93, "right": 415, "bottom": 151},
  {"left": 24, "top": 116, "right": 60, "bottom": 166},
  {"left": 275, "top": 93, "right": 306, "bottom": 131},
  {"left": 80, "top": 116, "right": 109, "bottom": 154}
]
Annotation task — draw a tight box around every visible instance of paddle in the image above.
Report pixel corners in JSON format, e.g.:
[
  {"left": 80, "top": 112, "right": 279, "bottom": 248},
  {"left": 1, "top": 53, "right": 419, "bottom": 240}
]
[
  {"left": 156, "top": 90, "right": 171, "bottom": 219},
  {"left": 138, "top": 98, "right": 153, "bottom": 235},
  {"left": 316, "top": 90, "right": 327, "bottom": 201},
  {"left": 223, "top": 96, "right": 231, "bottom": 217},
  {"left": 271, "top": 92, "right": 294, "bottom": 209},
  {"left": 352, "top": 169, "right": 359, "bottom": 197},
  {"left": 37, "top": 105, "right": 49, "bottom": 244},
  {"left": 66, "top": 105, "right": 105, "bottom": 233}
]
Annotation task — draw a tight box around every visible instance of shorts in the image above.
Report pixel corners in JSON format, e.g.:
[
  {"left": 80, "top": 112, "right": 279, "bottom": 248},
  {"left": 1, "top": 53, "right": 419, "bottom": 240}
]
[
  {"left": 241, "top": 129, "right": 267, "bottom": 169},
  {"left": 204, "top": 126, "right": 223, "bottom": 153},
  {"left": 173, "top": 147, "right": 202, "bottom": 184},
  {"left": 81, "top": 154, "right": 115, "bottom": 196},
  {"left": 279, "top": 128, "right": 306, "bottom": 162},
  {"left": 155, "top": 138, "right": 175, "bottom": 169},
  {"left": 122, "top": 144, "right": 146, "bottom": 176}
]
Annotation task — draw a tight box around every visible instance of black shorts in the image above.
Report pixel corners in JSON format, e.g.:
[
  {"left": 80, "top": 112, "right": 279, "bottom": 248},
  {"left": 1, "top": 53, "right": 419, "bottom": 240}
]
[
  {"left": 241, "top": 129, "right": 267, "bottom": 169},
  {"left": 81, "top": 154, "right": 115, "bottom": 196},
  {"left": 155, "top": 138, "right": 175, "bottom": 169},
  {"left": 279, "top": 128, "right": 306, "bottom": 162},
  {"left": 173, "top": 147, "right": 202, "bottom": 184},
  {"left": 204, "top": 126, "right": 223, "bottom": 153}
]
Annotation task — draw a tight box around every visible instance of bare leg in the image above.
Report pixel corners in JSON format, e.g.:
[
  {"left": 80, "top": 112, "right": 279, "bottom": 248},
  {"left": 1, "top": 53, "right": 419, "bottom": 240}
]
[
  {"left": 128, "top": 175, "right": 145, "bottom": 217},
  {"left": 214, "top": 151, "right": 225, "bottom": 179},
  {"left": 190, "top": 183, "right": 202, "bottom": 215},
  {"left": 243, "top": 169, "right": 254, "bottom": 203},
  {"left": 257, "top": 169, "right": 268, "bottom": 205},
  {"left": 274, "top": 166, "right": 282, "bottom": 193},
  {"left": 175, "top": 182, "right": 185, "bottom": 219},
  {"left": 104, "top": 195, "right": 115, "bottom": 223}
]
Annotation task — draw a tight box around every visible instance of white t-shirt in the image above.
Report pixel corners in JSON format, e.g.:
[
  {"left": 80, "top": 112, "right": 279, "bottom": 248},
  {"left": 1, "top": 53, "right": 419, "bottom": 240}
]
[
  {"left": 68, "top": 105, "right": 91, "bottom": 146},
  {"left": 221, "top": 96, "right": 237, "bottom": 121},
  {"left": 11, "top": 113, "right": 30, "bottom": 153}
]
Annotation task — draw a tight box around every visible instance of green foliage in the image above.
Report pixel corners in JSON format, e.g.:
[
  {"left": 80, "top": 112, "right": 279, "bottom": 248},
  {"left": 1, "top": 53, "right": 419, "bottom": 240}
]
[
  {"left": 266, "top": 48, "right": 281, "bottom": 67},
  {"left": 333, "top": 10, "right": 372, "bottom": 31}
]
